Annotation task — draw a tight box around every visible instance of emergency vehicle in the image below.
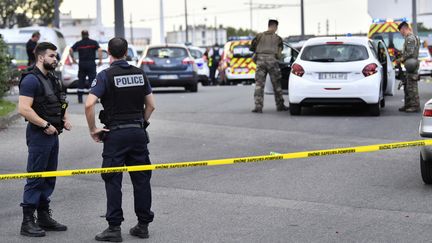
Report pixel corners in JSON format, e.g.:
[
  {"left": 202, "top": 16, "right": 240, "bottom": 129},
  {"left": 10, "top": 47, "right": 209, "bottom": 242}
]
[
  {"left": 218, "top": 37, "right": 256, "bottom": 85},
  {"left": 368, "top": 18, "right": 409, "bottom": 64}
]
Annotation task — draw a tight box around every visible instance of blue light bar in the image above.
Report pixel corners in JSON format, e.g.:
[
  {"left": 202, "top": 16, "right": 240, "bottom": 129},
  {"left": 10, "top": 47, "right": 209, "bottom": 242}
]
[{"left": 372, "top": 17, "right": 409, "bottom": 24}]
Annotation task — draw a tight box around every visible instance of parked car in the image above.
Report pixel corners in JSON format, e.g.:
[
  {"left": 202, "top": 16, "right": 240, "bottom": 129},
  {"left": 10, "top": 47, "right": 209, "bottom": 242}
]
[
  {"left": 288, "top": 37, "right": 395, "bottom": 116},
  {"left": 188, "top": 46, "right": 209, "bottom": 85},
  {"left": 418, "top": 48, "right": 432, "bottom": 76},
  {"left": 419, "top": 99, "right": 432, "bottom": 184},
  {"left": 57, "top": 44, "right": 110, "bottom": 90},
  {"left": 218, "top": 39, "right": 256, "bottom": 85},
  {"left": 138, "top": 44, "right": 198, "bottom": 92}
]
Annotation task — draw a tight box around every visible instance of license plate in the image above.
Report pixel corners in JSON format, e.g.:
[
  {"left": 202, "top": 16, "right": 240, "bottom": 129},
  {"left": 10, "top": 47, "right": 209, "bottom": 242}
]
[
  {"left": 234, "top": 68, "right": 249, "bottom": 73},
  {"left": 159, "top": 74, "right": 178, "bottom": 80},
  {"left": 319, "top": 73, "right": 347, "bottom": 80}
]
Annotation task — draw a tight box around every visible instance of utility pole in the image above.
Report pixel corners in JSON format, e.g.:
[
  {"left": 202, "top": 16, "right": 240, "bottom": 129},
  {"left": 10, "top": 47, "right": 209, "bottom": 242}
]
[
  {"left": 184, "top": 0, "right": 189, "bottom": 43},
  {"left": 326, "top": 19, "right": 329, "bottom": 36},
  {"left": 160, "top": 0, "right": 165, "bottom": 44},
  {"left": 249, "top": 0, "right": 253, "bottom": 31},
  {"left": 317, "top": 22, "right": 320, "bottom": 35},
  {"left": 300, "top": 0, "right": 304, "bottom": 38},
  {"left": 114, "top": 0, "right": 125, "bottom": 38},
  {"left": 214, "top": 16, "right": 217, "bottom": 45},
  {"left": 130, "top": 13, "right": 134, "bottom": 44},
  {"left": 412, "top": 0, "right": 418, "bottom": 35},
  {"left": 54, "top": 0, "right": 60, "bottom": 28}
]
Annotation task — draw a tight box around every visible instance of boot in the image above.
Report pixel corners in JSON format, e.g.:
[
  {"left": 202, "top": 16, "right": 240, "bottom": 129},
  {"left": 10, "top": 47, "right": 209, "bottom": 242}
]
[
  {"left": 398, "top": 106, "right": 406, "bottom": 112},
  {"left": 276, "top": 105, "right": 289, "bottom": 111},
  {"left": 251, "top": 107, "right": 263, "bottom": 113},
  {"left": 37, "top": 208, "right": 67, "bottom": 231},
  {"left": 95, "top": 225, "right": 122, "bottom": 242},
  {"left": 405, "top": 107, "right": 420, "bottom": 113},
  {"left": 129, "top": 223, "right": 149, "bottom": 239},
  {"left": 21, "top": 208, "right": 46, "bottom": 237}
]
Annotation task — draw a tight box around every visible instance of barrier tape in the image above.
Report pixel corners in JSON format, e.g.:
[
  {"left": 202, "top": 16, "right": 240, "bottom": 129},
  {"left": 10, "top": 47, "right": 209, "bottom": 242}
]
[{"left": 1, "top": 139, "right": 431, "bottom": 181}]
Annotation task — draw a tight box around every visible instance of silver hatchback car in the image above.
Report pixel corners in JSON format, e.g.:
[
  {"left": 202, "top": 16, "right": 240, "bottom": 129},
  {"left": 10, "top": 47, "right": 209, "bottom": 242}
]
[{"left": 419, "top": 98, "right": 432, "bottom": 184}]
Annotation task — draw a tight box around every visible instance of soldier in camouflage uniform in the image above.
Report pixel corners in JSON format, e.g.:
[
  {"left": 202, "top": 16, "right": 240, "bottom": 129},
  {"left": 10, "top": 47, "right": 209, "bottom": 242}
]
[
  {"left": 397, "top": 21, "right": 420, "bottom": 113},
  {"left": 250, "top": 19, "right": 288, "bottom": 113}
]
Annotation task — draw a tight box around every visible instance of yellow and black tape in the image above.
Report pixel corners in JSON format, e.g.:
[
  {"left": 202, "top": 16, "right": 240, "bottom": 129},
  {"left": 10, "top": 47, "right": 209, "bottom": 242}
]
[{"left": 0, "top": 139, "right": 431, "bottom": 181}]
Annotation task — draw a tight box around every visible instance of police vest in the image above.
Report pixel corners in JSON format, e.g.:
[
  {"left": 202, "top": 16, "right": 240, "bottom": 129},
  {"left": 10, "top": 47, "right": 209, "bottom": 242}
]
[
  {"left": 256, "top": 32, "right": 280, "bottom": 56},
  {"left": 101, "top": 65, "right": 147, "bottom": 125},
  {"left": 19, "top": 70, "right": 66, "bottom": 129}
]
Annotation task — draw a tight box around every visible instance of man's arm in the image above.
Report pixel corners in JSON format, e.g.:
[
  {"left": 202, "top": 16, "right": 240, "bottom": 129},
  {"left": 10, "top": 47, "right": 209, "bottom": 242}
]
[
  {"left": 63, "top": 110, "right": 72, "bottom": 131},
  {"left": 18, "top": 96, "right": 57, "bottom": 135},
  {"left": 69, "top": 47, "right": 77, "bottom": 64},
  {"left": 97, "top": 47, "right": 103, "bottom": 66},
  {"left": 144, "top": 93, "right": 155, "bottom": 121},
  {"left": 85, "top": 93, "right": 108, "bottom": 142}
]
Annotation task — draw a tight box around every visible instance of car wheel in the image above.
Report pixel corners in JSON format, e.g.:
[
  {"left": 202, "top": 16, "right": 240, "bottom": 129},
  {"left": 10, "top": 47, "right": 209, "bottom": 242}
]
[
  {"left": 289, "top": 103, "right": 301, "bottom": 115},
  {"left": 380, "top": 98, "right": 385, "bottom": 108},
  {"left": 368, "top": 103, "right": 380, "bottom": 116},
  {"left": 421, "top": 152, "right": 432, "bottom": 184},
  {"left": 187, "top": 83, "right": 198, "bottom": 92},
  {"left": 201, "top": 79, "right": 210, "bottom": 86}
]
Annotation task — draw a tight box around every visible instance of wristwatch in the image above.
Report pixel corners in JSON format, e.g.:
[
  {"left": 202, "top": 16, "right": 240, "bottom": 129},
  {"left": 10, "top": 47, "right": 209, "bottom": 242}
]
[{"left": 43, "top": 122, "right": 51, "bottom": 130}]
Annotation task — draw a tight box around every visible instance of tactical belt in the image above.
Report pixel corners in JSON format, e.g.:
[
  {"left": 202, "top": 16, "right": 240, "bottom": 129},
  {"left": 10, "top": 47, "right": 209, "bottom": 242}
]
[{"left": 108, "top": 123, "right": 144, "bottom": 130}]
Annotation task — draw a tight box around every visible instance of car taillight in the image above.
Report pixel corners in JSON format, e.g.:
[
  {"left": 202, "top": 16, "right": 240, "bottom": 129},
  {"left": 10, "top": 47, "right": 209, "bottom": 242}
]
[
  {"left": 291, "top": 64, "right": 305, "bottom": 77},
  {"left": 182, "top": 57, "right": 194, "bottom": 65},
  {"left": 142, "top": 57, "right": 155, "bottom": 65},
  {"left": 17, "top": 65, "right": 28, "bottom": 71},
  {"left": 424, "top": 109, "right": 432, "bottom": 117},
  {"left": 362, "top": 63, "right": 378, "bottom": 77}
]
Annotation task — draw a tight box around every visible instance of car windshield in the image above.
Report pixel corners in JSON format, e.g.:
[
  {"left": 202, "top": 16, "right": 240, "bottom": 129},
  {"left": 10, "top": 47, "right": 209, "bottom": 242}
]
[
  {"left": 148, "top": 47, "right": 188, "bottom": 58},
  {"left": 370, "top": 32, "right": 404, "bottom": 51},
  {"left": 189, "top": 49, "right": 203, "bottom": 59},
  {"left": 232, "top": 45, "right": 253, "bottom": 57},
  {"left": 301, "top": 44, "right": 369, "bottom": 62}
]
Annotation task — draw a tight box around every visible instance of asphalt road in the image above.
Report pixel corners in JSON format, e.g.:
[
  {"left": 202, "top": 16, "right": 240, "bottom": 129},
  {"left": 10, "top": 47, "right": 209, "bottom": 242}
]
[{"left": 2, "top": 80, "right": 432, "bottom": 242}]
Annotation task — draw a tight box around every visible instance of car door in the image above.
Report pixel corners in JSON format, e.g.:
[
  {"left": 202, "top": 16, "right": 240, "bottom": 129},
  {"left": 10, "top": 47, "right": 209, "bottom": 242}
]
[
  {"left": 374, "top": 40, "right": 396, "bottom": 96},
  {"left": 265, "top": 43, "right": 299, "bottom": 94}
]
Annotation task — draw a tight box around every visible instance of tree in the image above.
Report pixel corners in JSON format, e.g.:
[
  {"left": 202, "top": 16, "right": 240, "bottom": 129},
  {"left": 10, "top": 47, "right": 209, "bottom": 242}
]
[
  {"left": 418, "top": 22, "right": 432, "bottom": 32},
  {"left": 0, "top": 36, "right": 12, "bottom": 98},
  {"left": 226, "top": 26, "right": 257, "bottom": 38},
  {"left": 0, "top": 0, "right": 63, "bottom": 28}
]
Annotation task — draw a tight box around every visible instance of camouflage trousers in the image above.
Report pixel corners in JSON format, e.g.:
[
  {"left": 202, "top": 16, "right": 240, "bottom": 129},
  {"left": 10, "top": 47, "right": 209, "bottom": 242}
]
[
  {"left": 404, "top": 73, "right": 420, "bottom": 109},
  {"left": 254, "top": 57, "right": 285, "bottom": 109}
]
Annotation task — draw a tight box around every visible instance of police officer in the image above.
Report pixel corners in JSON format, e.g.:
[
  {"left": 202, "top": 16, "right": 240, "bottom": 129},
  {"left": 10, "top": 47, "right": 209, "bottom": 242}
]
[
  {"left": 208, "top": 43, "right": 222, "bottom": 85},
  {"left": 70, "top": 30, "right": 102, "bottom": 104},
  {"left": 85, "top": 37, "right": 155, "bottom": 242},
  {"left": 250, "top": 19, "right": 288, "bottom": 113},
  {"left": 18, "top": 42, "right": 72, "bottom": 237},
  {"left": 26, "top": 31, "right": 40, "bottom": 67},
  {"left": 397, "top": 21, "right": 420, "bottom": 113}
]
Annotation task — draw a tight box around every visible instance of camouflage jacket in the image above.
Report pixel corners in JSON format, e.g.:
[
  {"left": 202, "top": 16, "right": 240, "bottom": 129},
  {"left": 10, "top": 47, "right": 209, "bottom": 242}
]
[
  {"left": 402, "top": 33, "right": 420, "bottom": 61},
  {"left": 250, "top": 31, "right": 283, "bottom": 59}
]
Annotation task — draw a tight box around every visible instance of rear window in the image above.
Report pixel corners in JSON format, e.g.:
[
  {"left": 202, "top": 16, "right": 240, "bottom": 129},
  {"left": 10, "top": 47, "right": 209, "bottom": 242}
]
[
  {"left": 301, "top": 44, "right": 369, "bottom": 62},
  {"left": 71, "top": 50, "right": 109, "bottom": 60},
  {"left": 189, "top": 49, "right": 203, "bottom": 59},
  {"left": 232, "top": 45, "right": 253, "bottom": 57},
  {"left": 147, "top": 47, "right": 188, "bottom": 58}
]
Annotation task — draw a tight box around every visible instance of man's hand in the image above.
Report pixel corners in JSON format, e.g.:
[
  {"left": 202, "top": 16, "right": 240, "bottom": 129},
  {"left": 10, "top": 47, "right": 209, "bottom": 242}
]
[
  {"left": 63, "top": 119, "right": 72, "bottom": 131},
  {"left": 44, "top": 124, "right": 58, "bottom": 135},
  {"left": 90, "top": 127, "right": 110, "bottom": 143}
]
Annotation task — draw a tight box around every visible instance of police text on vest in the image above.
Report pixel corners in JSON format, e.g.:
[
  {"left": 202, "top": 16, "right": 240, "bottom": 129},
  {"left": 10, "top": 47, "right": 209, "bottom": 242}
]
[{"left": 114, "top": 75, "right": 145, "bottom": 88}]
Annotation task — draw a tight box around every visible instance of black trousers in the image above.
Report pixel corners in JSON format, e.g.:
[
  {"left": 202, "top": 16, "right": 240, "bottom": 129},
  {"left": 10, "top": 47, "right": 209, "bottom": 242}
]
[
  {"left": 101, "top": 128, "right": 154, "bottom": 226},
  {"left": 77, "top": 64, "right": 96, "bottom": 100}
]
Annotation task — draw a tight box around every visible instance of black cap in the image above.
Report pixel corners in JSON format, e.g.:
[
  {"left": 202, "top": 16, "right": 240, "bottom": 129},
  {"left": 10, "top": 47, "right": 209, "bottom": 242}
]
[
  {"left": 268, "top": 19, "right": 279, "bottom": 26},
  {"left": 398, "top": 21, "right": 409, "bottom": 31}
]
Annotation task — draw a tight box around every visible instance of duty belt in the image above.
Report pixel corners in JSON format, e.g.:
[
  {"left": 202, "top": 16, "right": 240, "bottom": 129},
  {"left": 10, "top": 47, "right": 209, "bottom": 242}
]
[{"left": 108, "top": 123, "right": 144, "bottom": 130}]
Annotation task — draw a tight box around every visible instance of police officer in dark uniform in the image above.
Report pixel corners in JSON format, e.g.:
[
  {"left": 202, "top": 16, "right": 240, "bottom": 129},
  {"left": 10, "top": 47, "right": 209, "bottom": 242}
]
[
  {"left": 18, "top": 42, "right": 72, "bottom": 237},
  {"left": 85, "top": 37, "right": 155, "bottom": 242},
  {"left": 26, "top": 31, "right": 40, "bottom": 67},
  {"left": 70, "top": 30, "right": 102, "bottom": 104}
]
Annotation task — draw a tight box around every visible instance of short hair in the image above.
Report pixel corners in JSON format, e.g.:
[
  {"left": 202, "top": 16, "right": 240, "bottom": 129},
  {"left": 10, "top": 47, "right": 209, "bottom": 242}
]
[
  {"left": 398, "top": 21, "right": 409, "bottom": 31},
  {"left": 32, "top": 31, "right": 40, "bottom": 38},
  {"left": 34, "top": 42, "right": 57, "bottom": 58},
  {"left": 108, "top": 37, "right": 128, "bottom": 58},
  {"left": 81, "top": 30, "right": 89, "bottom": 38},
  {"left": 268, "top": 19, "right": 279, "bottom": 27}
]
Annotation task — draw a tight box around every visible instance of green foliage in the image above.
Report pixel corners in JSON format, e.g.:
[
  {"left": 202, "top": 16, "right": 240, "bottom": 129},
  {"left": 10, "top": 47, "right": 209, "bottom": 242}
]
[
  {"left": 0, "top": 0, "right": 63, "bottom": 28},
  {"left": 0, "top": 37, "right": 13, "bottom": 98},
  {"left": 418, "top": 22, "right": 432, "bottom": 32},
  {"left": 226, "top": 27, "right": 257, "bottom": 38},
  {"left": 0, "top": 99, "right": 16, "bottom": 117}
]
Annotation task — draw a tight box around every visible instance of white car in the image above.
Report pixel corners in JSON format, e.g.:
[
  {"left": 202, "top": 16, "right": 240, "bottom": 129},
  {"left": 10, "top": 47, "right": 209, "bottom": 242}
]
[
  {"left": 188, "top": 46, "right": 210, "bottom": 85},
  {"left": 288, "top": 37, "right": 395, "bottom": 116},
  {"left": 418, "top": 48, "right": 432, "bottom": 76},
  {"left": 58, "top": 43, "right": 139, "bottom": 89},
  {"left": 419, "top": 99, "right": 432, "bottom": 184}
]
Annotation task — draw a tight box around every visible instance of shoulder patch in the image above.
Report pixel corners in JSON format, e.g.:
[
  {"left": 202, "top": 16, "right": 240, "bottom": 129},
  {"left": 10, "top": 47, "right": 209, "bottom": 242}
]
[
  {"left": 113, "top": 74, "right": 145, "bottom": 88},
  {"left": 91, "top": 79, "right": 97, "bottom": 88}
]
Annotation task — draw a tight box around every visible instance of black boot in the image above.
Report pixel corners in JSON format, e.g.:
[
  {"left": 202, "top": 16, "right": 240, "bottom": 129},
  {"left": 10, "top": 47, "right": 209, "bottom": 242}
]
[
  {"left": 37, "top": 208, "right": 67, "bottom": 231},
  {"left": 95, "top": 225, "right": 122, "bottom": 242},
  {"left": 129, "top": 223, "right": 149, "bottom": 239},
  {"left": 21, "top": 208, "right": 46, "bottom": 237}
]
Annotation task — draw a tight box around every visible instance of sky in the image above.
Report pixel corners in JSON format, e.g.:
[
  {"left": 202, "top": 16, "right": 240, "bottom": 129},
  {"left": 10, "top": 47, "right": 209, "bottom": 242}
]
[{"left": 60, "top": 0, "right": 372, "bottom": 44}]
